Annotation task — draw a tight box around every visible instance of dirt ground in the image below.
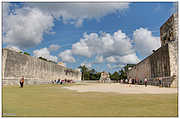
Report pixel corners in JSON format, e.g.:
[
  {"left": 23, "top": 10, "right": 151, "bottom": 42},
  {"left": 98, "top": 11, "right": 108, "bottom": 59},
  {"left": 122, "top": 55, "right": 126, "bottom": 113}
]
[{"left": 63, "top": 83, "right": 178, "bottom": 94}]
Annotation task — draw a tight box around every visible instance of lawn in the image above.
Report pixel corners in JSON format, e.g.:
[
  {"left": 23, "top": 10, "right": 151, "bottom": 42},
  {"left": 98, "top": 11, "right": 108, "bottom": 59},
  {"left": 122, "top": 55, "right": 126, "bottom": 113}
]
[{"left": 2, "top": 84, "right": 178, "bottom": 117}]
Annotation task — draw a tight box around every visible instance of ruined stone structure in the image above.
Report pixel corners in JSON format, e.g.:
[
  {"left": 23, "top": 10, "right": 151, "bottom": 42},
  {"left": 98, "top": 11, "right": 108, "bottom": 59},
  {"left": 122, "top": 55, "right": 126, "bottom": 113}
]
[
  {"left": 2, "top": 48, "right": 81, "bottom": 85},
  {"left": 127, "top": 13, "right": 178, "bottom": 87},
  {"left": 99, "top": 71, "right": 111, "bottom": 83}
]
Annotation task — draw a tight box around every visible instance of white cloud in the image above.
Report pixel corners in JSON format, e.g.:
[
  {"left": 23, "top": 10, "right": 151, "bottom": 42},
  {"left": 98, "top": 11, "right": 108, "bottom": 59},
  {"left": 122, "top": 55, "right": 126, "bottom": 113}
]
[
  {"left": 58, "top": 50, "right": 76, "bottom": 63},
  {"left": 67, "top": 30, "right": 139, "bottom": 65},
  {"left": 81, "top": 62, "right": 92, "bottom": 69},
  {"left": 95, "top": 55, "right": 104, "bottom": 63},
  {"left": 3, "top": 6, "right": 54, "bottom": 49},
  {"left": 107, "top": 64, "right": 125, "bottom": 70},
  {"left": 106, "top": 56, "right": 117, "bottom": 63},
  {"left": 26, "top": 3, "right": 130, "bottom": 27},
  {"left": 48, "top": 44, "right": 60, "bottom": 51},
  {"left": 107, "top": 64, "right": 112, "bottom": 69},
  {"left": 133, "top": 28, "right": 161, "bottom": 58},
  {"left": 3, "top": 3, "right": 130, "bottom": 49},
  {"left": 33, "top": 48, "right": 58, "bottom": 62}
]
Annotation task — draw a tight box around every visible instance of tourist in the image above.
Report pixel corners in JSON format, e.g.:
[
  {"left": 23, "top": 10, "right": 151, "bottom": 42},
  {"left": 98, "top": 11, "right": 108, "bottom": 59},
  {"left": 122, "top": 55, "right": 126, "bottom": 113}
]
[
  {"left": 144, "top": 77, "right": 148, "bottom": 87},
  {"left": 129, "top": 78, "right": 132, "bottom": 87},
  {"left": 57, "top": 79, "right": 60, "bottom": 84},
  {"left": 125, "top": 79, "right": 128, "bottom": 84},
  {"left": 159, "top": 77, "right": 162, "bottom": 87},
  {"left": 20, "top": 76, "right": 24, "bottom": 88}
]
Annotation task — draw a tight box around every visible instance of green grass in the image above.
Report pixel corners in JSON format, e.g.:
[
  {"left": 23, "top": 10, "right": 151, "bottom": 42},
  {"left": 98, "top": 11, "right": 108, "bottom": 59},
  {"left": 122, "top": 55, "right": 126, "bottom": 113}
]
[{"left": 2, "top": 84, "right": 178, "bottom": 117}]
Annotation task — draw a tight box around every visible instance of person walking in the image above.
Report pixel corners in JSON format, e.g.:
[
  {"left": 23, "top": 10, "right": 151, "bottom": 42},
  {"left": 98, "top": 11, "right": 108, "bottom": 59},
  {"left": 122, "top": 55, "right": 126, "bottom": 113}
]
[
  {"left": 159, "top": 77, "right": 162, "bottom": 87},
  {"left": 20, "top": 76, "right": 25, "bottom": 88},
  {"left": 144, "top": 77, "right": 148, "bottom": 87},
  {"left": 129, "top": 78, "right": 132, "bottom": 87}
]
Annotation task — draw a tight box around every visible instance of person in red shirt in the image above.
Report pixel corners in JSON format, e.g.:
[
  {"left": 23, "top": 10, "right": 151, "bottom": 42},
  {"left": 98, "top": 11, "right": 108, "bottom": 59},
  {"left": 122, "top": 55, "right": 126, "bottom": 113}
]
[{"left": 20, "top": 76, "right": 25, "bottom": 88}]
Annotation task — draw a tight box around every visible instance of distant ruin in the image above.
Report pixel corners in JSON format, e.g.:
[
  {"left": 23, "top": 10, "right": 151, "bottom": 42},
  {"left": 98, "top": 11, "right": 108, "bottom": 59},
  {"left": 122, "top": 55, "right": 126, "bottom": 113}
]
[
  {"left": 127, "top": 13, "right": 178, "bottom": 87},
  {"left": 99, "top": 71, "right": 111, "bottom": 83},
  {"left": 2, "top": 48, "right": 81, "bottom": 85}
]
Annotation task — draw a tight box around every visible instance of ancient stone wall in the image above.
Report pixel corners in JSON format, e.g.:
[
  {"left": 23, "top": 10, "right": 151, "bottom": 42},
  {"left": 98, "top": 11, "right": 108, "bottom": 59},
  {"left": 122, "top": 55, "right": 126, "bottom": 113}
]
[
  {"left": 127, "top": 44, "right": 170, "bottom": 81},
  {"left": 149, "top": 44, "right": 170, "bottom": 78},
  {"left": 127, "top": 13, "right": 178, "bottom": 87},
  {"left": 160, "top": 13, "right": 178, "bottom": 46},
  {"left": 168, "top": 41, "right": 178, "bottom": 87},
  {"left": 2, "top": 48, "right": 81, "bottom": 85}
]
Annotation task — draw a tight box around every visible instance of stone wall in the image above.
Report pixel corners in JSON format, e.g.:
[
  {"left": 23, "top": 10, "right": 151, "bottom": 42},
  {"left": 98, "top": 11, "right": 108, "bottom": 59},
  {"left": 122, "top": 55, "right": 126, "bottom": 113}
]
[
  {"left": 168, "top": 41, "right": 178, "bottom": 87},
  {"left": 2, "top": 48, "right": 81, "bottom": 85},
  {"left": 160, "top": 13, "right": 178, "bottom": 46},
  {"left": 127, "top": 44, "right": 170, "bottom": 81},
  {"left": 127, "top": 13, "right": 178, "bottom": 87}
]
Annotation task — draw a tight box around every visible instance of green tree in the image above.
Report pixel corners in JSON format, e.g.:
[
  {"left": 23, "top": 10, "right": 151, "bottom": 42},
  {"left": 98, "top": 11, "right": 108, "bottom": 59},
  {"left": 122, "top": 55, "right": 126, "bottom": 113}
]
[
  {"left": 24, "top": 52, "right": 30, "bottom": 56},
  {"left": 110, "top": 71, "right": 120, "bottom": 80},
  {"left": 39, "top": 57, "right": 47, "bottom": 61},
  {"left": 78, "top": 65, "right": 89, "bottom": 80},
  {"left": 119, "top": 69, "right": 127, "bottom": 80}
]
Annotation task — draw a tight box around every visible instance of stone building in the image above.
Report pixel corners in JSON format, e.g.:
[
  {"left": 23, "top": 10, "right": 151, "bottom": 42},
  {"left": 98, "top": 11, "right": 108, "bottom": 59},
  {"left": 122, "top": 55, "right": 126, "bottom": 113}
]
[
  {"left": 127, "top": 13, "right": 178, "bottom": 87},
  {"left": 2, "top": 48, "right": 82, "bottom": 85},
  {"left": 99, "top": 71, "right": 111, "bottom": 83}
]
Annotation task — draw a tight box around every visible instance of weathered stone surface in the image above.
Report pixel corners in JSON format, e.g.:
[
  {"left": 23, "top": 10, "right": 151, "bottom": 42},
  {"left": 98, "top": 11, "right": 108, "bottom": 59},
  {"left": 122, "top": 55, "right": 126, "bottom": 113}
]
[
  {"left": 127, "top": 13, "right": 178, "bottom": 87},
  {"left": 2, "top": 48, "right": 81, "bottom": 85}
]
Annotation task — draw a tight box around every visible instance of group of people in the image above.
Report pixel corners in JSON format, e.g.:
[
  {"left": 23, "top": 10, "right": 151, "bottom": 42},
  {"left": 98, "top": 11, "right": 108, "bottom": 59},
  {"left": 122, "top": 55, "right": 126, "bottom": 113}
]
[
  {"left": 19, "top": 76, "right": 74, "bottom": 88},
  {"left": 125, "top": 77, "right": 148, "bottom": 87},
  {"left": 51, "top": 79, "right": 73, "bottom": 85}
]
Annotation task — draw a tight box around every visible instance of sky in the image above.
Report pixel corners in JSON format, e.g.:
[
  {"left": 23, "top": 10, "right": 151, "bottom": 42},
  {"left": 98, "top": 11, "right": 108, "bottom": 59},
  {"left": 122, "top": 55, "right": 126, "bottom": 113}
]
[{"left": 2, "top": 2, "right": 178, "bottom": 73}]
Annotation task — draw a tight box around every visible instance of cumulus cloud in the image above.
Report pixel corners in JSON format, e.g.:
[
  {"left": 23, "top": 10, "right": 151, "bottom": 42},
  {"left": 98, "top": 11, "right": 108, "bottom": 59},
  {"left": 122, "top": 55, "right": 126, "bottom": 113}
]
[
  {"left": 26, "top": 3, "right": 130, "bottom": 27},
  {"left": 107, "top": 64, "right": 125, "bottom": 70},
  {"left": 58, "top": 50, "right": 76, "bottom": 63},
  {"left": 33, "top": 48, "right": 58, "bottom": 62},
  {"left": 81, "top": 62, "right": 92, "bottom": 69},
  {"left": 3, "top": 6, "right": 54, "bottom": 49},
  {"left": 95, "top": 55, "right": 104, "bottom": 63},
  {"left": 3, "top": 3, "right": 130, "bottom": 48},
  {"left": 133, "top": 28, "right": 161, "bottom": 58},
  {"left": 48, "top": 44, "right": 60, "bottom": 51},
  {"left": 106, "top": 56, "right": 117, "bottom": 63},
  {"left": 68, "top": 30, "right": 139, "bottom": 64}
]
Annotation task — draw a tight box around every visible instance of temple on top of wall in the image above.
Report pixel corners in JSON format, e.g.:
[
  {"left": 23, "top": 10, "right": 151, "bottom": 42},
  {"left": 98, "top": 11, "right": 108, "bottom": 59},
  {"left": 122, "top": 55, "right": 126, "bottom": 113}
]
[
  {"left": 127, "top": 13, "right": 178, "bottom": 87},
  {"left": 2, "top": 48, "right": 82, "bottom": 86}
]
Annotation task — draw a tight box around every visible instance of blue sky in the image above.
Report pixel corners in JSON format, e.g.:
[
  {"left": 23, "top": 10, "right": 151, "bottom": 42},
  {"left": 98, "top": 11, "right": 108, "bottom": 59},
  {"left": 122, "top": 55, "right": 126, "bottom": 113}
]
[{"left": 2, "top": 2, "right": 177, "bottom": 73}]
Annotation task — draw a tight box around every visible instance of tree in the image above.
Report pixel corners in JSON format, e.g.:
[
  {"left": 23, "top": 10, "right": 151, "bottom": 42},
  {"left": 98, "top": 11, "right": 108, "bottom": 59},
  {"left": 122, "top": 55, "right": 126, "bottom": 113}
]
[
  {"left": 110, "top": 71, "right": 120, "bottom": 80},
  {"left": 39, "top": 57, "right": 47, "bottom": 61},
  {"left": 119, "top": 69, "right": 127, "bottom": 80},
  {"left": 24, "top": 52, "right": 30, "bottom": 56},
  {"left": 78, "top": 65, "right": 89, "bottom": 80}
]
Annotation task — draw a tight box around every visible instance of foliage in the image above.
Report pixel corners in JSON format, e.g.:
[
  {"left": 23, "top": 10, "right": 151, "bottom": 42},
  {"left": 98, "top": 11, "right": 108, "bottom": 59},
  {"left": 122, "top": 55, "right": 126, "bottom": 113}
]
[
  {"left": 78, "top": 64, "right": 136, "bottom": 80},
  {"left": 78, "top": 65, "right": 101, "bottom": 80},
  {"left": 110, "top": 71, "right": 119, "bottom": 80},
  {"left": 38, "top": 57, "right": 48, "bottom": 61},
  {"left": 24, "top": 52, "right": 30, "bottom": 56}
]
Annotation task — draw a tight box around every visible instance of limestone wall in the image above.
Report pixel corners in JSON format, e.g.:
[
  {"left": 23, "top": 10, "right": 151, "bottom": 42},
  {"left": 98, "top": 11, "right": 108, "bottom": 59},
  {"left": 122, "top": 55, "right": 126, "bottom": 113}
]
[
  {"left": 168, "top": 41, "right": 178, "bottom": 87},
  {"left": 127, "top": 13, "right": 178, "bottom": 87},
  {"left": 127, "top": 44, "right": 170, "bottom": 81},
  {"left": 2, "top": 48, "right": 81, "bottom": 85}
]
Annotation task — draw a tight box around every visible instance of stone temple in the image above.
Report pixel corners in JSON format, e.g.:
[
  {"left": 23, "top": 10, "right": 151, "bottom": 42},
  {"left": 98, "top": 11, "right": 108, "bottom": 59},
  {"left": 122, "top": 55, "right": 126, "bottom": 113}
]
[
  {"left": 2, "top": 48, "right": 82, "bottom": 85},
  {"left": 127, "top": 13, "right": 178, "bottom": 87}
]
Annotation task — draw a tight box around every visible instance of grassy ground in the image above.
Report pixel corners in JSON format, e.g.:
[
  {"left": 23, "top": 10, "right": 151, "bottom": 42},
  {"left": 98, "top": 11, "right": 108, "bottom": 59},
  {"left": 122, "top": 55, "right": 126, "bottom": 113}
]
[{"left": 2, "top": 84, "right": 178, "bottom": 117}]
